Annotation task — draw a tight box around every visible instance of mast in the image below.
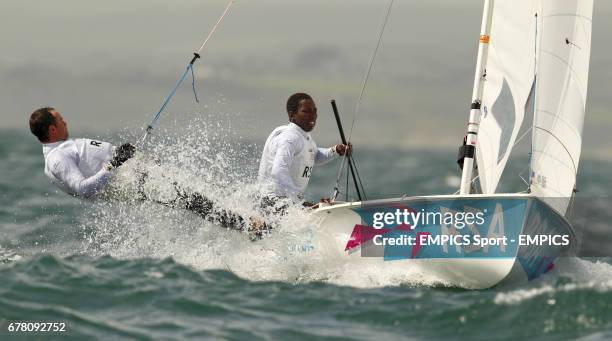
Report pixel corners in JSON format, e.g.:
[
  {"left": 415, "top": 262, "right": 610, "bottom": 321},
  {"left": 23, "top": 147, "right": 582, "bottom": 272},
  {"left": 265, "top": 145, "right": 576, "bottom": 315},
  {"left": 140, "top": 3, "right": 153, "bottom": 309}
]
[{"left": 459, "top": 0, "right": 495, "bottom": 195}]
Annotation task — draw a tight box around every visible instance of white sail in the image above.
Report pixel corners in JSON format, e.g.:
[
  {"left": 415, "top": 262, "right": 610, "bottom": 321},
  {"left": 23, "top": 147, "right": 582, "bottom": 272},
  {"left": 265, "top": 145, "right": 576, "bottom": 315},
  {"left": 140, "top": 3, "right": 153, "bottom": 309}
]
[
  {"left": 530, "top": 0, "right": 593, "bottom": 215},
  {"left": 476, "top": 0, "right": 538, "bottom": 194}
]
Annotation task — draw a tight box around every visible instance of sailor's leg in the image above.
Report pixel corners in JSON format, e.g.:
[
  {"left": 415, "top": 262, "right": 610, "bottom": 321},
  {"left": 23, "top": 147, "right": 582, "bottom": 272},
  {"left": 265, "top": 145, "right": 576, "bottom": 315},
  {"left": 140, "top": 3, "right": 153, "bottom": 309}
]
[
  {"left": 260, "top": 195, "right": 289, "bottom": 216},
  {"left": 186, "top": 192, "right": 272, "bottom": 239},
  {"left": 183, "top": 192, "right": 247, "bottom": 230}
]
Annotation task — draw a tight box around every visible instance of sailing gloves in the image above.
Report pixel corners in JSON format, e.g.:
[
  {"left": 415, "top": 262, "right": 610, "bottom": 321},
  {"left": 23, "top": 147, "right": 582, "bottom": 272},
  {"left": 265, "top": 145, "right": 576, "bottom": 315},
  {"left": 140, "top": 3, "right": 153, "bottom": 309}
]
[{"left": 110, "top": 143, "right": 136, "bottom": 168}]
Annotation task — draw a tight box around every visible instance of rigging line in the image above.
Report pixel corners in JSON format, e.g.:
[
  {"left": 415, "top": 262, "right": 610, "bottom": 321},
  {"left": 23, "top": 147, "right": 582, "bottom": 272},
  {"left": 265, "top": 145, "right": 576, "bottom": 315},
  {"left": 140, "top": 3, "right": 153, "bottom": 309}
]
[
  {"left": 528, "top": 11, "right": 539, "bottom": 191},
  {"left": 138, "top": 0, "right": 235, "bottom": 147},
  {"left": 139, "top": 65, "right": 195, "bottom": 146},
  {"left": 350, "top": 156, "right": 367, "bottom": 199},
  {"left": 532, "top": 126, "right": 578, "bottom": 176},
  {"left": 329, "top": 100, "right": 364, "bottom": 201},
  {"left": 331, "top": 153, "right": 349, "bottom": 199},
  {"left": 540, "top": 50, "right": 587, "bottom": 96},
  {"left": 346, "top": 0, "right": 395, "bottom": 143},
  {"left": 330, "top": 0, "right": 393, "bottom": 202},
  {"left": 191, "top": 65, "right": 199, "bottom": 103},
  {"left": 197, "top": 1, "right": 234, "bottom": 54},
  {"left": 480, "top": 126, "right": 534, "bottom": 183},
  {"left": 346, "top": 160, "right": 350, "bottom": 201},
  {"left": 333, "top": 154, "right": 368, "bottom": 201},
  {"left": 453, "top": 126, "right": 534, "bottom": 195},
  {"left": 519, "top": 150, "right": 533, "bottom": 189},
  {"left": 348, "top": 156, "right": 364, "bottom": 194}
]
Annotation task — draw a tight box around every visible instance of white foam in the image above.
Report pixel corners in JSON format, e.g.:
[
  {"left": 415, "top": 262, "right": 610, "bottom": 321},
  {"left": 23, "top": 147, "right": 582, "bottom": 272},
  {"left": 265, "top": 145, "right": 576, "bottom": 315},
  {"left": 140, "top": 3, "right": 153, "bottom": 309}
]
[
  {"left": 0, "top": 245, "right": 23, "bottom": 263},
  {"left": 81, "top": 188, "right": 457, "bottom": 289},
  {"left": 494, "top": 258, "right": 612, "bottom": 305}
]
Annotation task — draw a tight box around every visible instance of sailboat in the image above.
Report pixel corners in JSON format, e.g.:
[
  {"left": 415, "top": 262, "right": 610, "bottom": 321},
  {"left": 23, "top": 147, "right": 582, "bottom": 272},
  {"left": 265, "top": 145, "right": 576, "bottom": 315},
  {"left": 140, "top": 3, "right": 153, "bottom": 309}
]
[{"left": 312, "top": 0, "right": 593, "bottom": 289}]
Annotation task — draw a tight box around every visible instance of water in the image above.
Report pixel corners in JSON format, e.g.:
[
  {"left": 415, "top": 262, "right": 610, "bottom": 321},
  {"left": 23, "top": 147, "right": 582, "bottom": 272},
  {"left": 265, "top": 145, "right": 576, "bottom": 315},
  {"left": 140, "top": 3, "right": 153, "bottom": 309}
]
[{"left": 1, "top": 120, "right": 611, "bottom": 340}]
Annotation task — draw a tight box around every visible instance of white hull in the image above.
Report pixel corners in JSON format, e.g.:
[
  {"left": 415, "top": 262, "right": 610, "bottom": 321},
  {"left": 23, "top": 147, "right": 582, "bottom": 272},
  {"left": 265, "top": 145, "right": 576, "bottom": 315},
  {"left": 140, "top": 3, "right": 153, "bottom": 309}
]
[{"left": 312, "top": 194, "right": 577, "bottom": 289}]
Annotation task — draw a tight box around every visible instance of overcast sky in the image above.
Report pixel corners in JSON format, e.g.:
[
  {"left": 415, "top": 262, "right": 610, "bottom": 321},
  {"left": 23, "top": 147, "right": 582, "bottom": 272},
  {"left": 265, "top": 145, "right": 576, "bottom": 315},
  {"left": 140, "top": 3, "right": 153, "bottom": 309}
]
[{"left": 2, "top": 0, "right": 611, "bottom": 157}]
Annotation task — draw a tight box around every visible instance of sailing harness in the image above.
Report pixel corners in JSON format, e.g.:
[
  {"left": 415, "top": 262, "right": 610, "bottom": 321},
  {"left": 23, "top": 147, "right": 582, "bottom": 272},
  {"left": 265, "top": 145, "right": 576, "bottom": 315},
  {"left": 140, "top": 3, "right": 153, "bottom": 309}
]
[{"left": 138, "top": 0, "right": 235, "bottom": 147}]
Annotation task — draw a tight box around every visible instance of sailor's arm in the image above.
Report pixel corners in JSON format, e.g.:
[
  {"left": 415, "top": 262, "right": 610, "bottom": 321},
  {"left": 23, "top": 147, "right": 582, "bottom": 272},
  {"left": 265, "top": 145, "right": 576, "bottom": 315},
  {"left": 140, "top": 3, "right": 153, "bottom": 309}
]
[
  {"left": 270, "top": 139, "right": 302, "bottom": 201},
  {"left": 315, "top": 143, "right": 352, "bottom": 165},
  {"left": 48, "top": 142, "right": 135, "bottom": 199},
  {"left": 50, "top": 155, "right": 113, "bottom": 198}
]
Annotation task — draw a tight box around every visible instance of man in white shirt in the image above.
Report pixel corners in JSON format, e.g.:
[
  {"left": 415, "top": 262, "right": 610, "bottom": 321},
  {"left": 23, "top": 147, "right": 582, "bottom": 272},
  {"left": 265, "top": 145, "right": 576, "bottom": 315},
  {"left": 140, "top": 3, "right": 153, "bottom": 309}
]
[
  {"left": 29, "top": 107, "right": 263, "bottom": 234},
  {"left": 258, "top": 93, "right": 351, "bottom": 208},
  {"left": 29, "top": 107, "right": 135, "bottom": 199}
]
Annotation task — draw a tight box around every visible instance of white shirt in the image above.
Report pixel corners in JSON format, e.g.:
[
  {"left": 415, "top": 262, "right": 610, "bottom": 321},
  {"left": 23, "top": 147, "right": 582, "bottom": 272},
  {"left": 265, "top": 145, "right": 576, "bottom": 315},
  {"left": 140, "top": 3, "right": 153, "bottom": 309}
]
[
  {"left": 258, "top": 123, "right": 337, "bottom": 201},
  {"left": 42, "top": 138, "right": 115, "bottom": 198}
]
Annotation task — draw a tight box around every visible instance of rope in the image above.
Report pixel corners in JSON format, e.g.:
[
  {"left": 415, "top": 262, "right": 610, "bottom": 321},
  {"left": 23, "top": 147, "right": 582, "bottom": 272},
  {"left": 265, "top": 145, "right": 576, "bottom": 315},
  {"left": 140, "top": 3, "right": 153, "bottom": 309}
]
[
  {"left": 351, "top": 156, "right": 367, "bottom": 198},
  {"left": 330, "top": 0, "right": 394, "bottom": 201},
  {"left": 345, "top": 161, "right": 350, "bottom": 201},
  {"left": 138, "top": 0, "right": 234, "bottom": 147},
  {"left": 139, "top": 65, "right": 194, "bottom": 146},
  {"left": 347, "top": 0, "right": 395, "bottom": 142},
  {"left": 191, "top": 64, "right": 199, "bottom": 103},
  {"left": 196, "top": 1, "right": 234, "bottom": 54},
  {"left": 331, "top": 152, "right": 349, "bottom": 200},
  {"left": 453, "top": 126, "right": 534, "bottom": 195}
]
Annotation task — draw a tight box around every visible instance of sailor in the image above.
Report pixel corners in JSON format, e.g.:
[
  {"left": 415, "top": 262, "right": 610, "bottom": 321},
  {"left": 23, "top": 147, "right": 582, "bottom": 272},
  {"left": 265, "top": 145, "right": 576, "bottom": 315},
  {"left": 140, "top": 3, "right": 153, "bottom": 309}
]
[
  {"left": 29, "top": 107, "right": 262, "bottom": 234},
  {"left": 258, "top": 93, "right": 351, "bottom": 209}
]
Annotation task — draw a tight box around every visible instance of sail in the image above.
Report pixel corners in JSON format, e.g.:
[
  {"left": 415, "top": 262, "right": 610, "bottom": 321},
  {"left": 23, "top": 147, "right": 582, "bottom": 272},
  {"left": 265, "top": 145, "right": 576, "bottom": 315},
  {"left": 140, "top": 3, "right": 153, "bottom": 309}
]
[
  {"left": 530, "top": 0, "right": 593, "bottom": 215},
  {"left": 476, "top": 0, "right": 538, "bottom": 194}
]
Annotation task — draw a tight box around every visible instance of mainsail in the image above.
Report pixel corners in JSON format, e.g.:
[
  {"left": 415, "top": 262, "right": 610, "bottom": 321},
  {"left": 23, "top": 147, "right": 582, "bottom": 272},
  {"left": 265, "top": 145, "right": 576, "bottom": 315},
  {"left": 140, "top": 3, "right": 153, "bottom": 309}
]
[
  {"left": 530, "top": 0, "right": 593, "bottom": 215},
  {"left": 476, "top": 0, "right": 538, "bottom": 194}
]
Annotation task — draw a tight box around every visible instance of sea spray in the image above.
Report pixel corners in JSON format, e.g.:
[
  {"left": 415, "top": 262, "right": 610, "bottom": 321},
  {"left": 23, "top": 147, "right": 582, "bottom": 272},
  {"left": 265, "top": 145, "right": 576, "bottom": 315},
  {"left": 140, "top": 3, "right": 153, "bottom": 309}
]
[
  {"left": 73, "top": 113, "right": 449, "bottom": 287},
  {"left": 79, "top": 113, "right": 331, "bottom": 282}
]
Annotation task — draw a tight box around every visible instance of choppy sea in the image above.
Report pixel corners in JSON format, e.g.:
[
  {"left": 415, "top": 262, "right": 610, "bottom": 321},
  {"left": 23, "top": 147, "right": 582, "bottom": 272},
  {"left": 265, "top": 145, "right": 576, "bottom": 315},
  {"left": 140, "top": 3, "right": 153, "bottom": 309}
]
[{"left": 1, "top": 120, "right": 611, "bottom": 340}]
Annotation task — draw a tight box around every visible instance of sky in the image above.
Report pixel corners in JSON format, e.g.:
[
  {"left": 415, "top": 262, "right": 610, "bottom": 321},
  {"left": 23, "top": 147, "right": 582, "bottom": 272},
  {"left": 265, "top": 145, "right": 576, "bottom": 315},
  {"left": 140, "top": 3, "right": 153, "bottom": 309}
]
[{"left": 2, "top": 0, "right": 612, "bottom": 158}]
